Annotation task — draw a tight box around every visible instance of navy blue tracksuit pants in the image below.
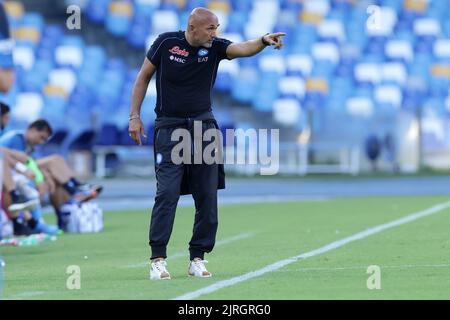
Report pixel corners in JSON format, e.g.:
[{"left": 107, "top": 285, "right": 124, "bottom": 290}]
[{"left": 149, "top": 116, "right": 223, "bottom": 261}]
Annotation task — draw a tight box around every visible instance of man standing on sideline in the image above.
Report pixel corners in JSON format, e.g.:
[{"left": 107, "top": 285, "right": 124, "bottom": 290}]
[{"left": 128, "top": 7, "right": 285, "bottom": 280}]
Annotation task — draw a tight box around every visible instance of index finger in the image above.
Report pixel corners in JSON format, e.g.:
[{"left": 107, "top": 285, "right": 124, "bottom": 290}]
[{"left": 271, "top": 32, "right": 286, "bottom": 37}]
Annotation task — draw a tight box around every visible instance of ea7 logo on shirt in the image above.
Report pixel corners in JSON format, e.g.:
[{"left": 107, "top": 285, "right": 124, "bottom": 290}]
[
  {"left": 170, "top": 55, "right": 186, "bottom": 63},
  {"left": 197, "top": 48, "right": 209, "bottom": 62},
  {"left": 169, "top": 46, "right": 189, "bottom": 57}
]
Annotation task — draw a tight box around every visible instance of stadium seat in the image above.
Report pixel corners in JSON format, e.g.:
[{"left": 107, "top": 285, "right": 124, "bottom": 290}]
[
  {"left": 86, "top": 0, "right": 110, "bottom": 24},
  {"left": 3, "top": 1, "right": 24, "bottom": 29},
  {"left": 97, "top": 124, "right": 121, "bottom": 146},
  {"left": 39, "top": 129, "right": 69, "bottom": 157},
  {"left": 231, "top": 68, "right": 259, "bottom": 104},
  {"left": 414, "top": 18, "right": 441, "bottom": 37},
  {"left": 244, "top": 0, "right": 280, "bottom": 39},
  {"left": 318, "top": 19, "right": 346, "bottom": 42},
  {"left": 434, "top": 39, "right": 450, "bottom": 59},
  {"left": 13, "top": 45, "right": 35, "bottom": 71},
  {"left": 312, "top": 42, "right": 340, "bottom": 64},
  {"left": 273, "top": 98, "right": 301, "bottom": 126},
  {"left": 306, "top": 78, "right": 328, "bottom": 96},
  {"left": 106, "top": 1, "right": 133, "bottom": 37},
  {"left": 11, "top": 93, "right": 43, "bottom": 123},
  {"left": 151, "top": 10, "right": 179, "bottom": 34},
  {"left": 385, "top": 39, "right": 414, "bottom": 62},
  {"left": 68, "top": 129, "right": 97, "bottom": 151},
  {"left": 346, "top": 97, "right": 374, "bottom": 118},
  {"left": 354, "top": 63, "right": 381, "bottom": 84},
  {"left": 303, "top": 0, "right": 330, "bottom": 17},
  {"left": 286, "top": 54, "right": 312, "bottom": 76},
  {"left": 48, "top": 69, "right": 77, "bottom": 95},
  {"left": 374, "top": 84, "right": 403, "bottom": 109},
  {"left": 278, "top": 76, "right": 305, "bottom": 100},
  {"left": 380, "top": 63, "right": 407, "bottom": 86},
  {"left": 55, "top": 45, "right": 84, "bottom": 68},
  {"left": 258, "top": 54, "right": 286, "bottom": 74}
]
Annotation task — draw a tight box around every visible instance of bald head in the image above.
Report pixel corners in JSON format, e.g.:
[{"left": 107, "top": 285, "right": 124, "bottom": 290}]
[
  {"left": 188, "top": 7, "right": 218, "bottom": 27},
  {"left": 185, "top": 7, "right": 219, "bottom": 48}
]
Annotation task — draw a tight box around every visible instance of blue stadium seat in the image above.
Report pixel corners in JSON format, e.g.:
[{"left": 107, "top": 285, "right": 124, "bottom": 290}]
[
  {"left": 226, "top": 11, "right": 247, "bottom": 34},
  {"left": 86, "top": 0, "right": 110, "bottom": 24},
  {"left": 231, "top": 68, "right": 259, "bottom": 104},
  {"left": 230, "top": 0, "right": 252, "bottom": 12},
  {"left": 106, "top": 14, "right": 132, "bottom": 37},
  {"left": 68, "top": 129, "right": 96, "bottom": 151},
  {"left": 96, "top": 124, "right": 121, "bottom": 146},
  {"left": 39, "top": 129, "right": 69, "bottom": 157},
  {"left": 21, "top": 12, "right": 44, "bottom": 31}
]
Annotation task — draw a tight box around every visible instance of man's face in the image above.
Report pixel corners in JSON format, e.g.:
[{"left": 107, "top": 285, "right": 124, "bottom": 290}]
[
  {"left": 27, "top": 128, "right": 50, "bottom": 146},
  {"left": 192, "top": 15, "right": 219, "bottom": 48}
]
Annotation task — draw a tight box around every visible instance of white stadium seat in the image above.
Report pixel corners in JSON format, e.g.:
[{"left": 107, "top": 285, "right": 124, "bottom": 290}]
[
  {"left": 151, "top": 10, "right": 179, "bottom": 34},
  {"left": 259, "top": 54, "right": 286, "bottom": 74},
  {"left": 278, "top": 76, "right": 305, "bottom": 99},
  {"left": 318, "top": 20, "right": 346, "bottom": 42},
  {"left": 13, "top": 46, "right": 35, "bottom": 70},
  {"left": 303, "top": 0, "right": 330, "bottom": 16},
  {"left": 381, "top": 63, "right": 408, "bottom": 85},
  {"left": 434, "top": 39, "right": 450, "bottom": 58},
  {"left": 385, "top": 40, "right": 414, "bottom": 62},
  {"left": 375, "top": 85, "right": 403, "bottom": 108},
  {"left": 354, "top": 63, "right": 381, "bottom": 84},
  {"left": 414, "top": 18, "right": 441, "bottom": 36},
  {"left": 12, "top": 92, "right": 44, "bottom": 122},
  {"left": 312, "top": 42, "right": 340, "bottom": 64},
  {"left": 49, "top": 68, "right": 77, "bottom": 94},
  {"left": 273, "top": 98, "right": 301, "bottom": 126},
  {"left": 346, "top": 97, "right": 374, "bottom": 118},
  {"left": 55, "top": 45, "right": 84, "bottom": 68},
  {"left": 286, "top": 54, "right": 313, "bottom": 76}
]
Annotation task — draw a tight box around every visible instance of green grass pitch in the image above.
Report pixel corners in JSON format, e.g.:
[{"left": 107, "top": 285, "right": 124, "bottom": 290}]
[{"left": 1, "top": 195, "right": 450, "bottom": 300}]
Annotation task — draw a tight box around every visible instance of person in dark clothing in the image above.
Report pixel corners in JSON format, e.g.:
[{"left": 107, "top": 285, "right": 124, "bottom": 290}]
[{"left": 128, "top": 7, "right": 285, "bottom": 279}]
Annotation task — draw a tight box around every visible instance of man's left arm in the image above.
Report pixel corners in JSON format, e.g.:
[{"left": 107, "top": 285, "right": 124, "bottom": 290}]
[{"left": 226, "top": 32, "right": 286, "bottom": 60}]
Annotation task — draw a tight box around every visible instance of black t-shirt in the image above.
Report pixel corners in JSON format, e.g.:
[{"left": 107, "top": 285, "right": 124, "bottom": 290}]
[{"left": 146, "top": 31, "right": 232, "bottom": 118}]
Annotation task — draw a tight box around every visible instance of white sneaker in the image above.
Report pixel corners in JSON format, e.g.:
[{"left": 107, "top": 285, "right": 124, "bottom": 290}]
[
  {"left": 188, "top": 258, "right": 212, "bottom": 278},
  {"left": 150, "top": 258, "right": 171, "bottom": 280}
]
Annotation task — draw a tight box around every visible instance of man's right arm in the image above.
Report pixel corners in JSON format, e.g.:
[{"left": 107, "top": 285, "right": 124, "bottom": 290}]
[
  {"left": 0, "top": 146, "right": 29, "bottom": 163},
  {"left": 128, "top": 57, "right": 157, "bottom": 145}
]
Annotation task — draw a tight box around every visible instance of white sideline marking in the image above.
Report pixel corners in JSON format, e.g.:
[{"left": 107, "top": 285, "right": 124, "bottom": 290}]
[
  {"left": 173, "top": 200, "right": 450, "bottom": 300},
  {"left": 125, "top": 232, "right": 256, "bottom": 268}
]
